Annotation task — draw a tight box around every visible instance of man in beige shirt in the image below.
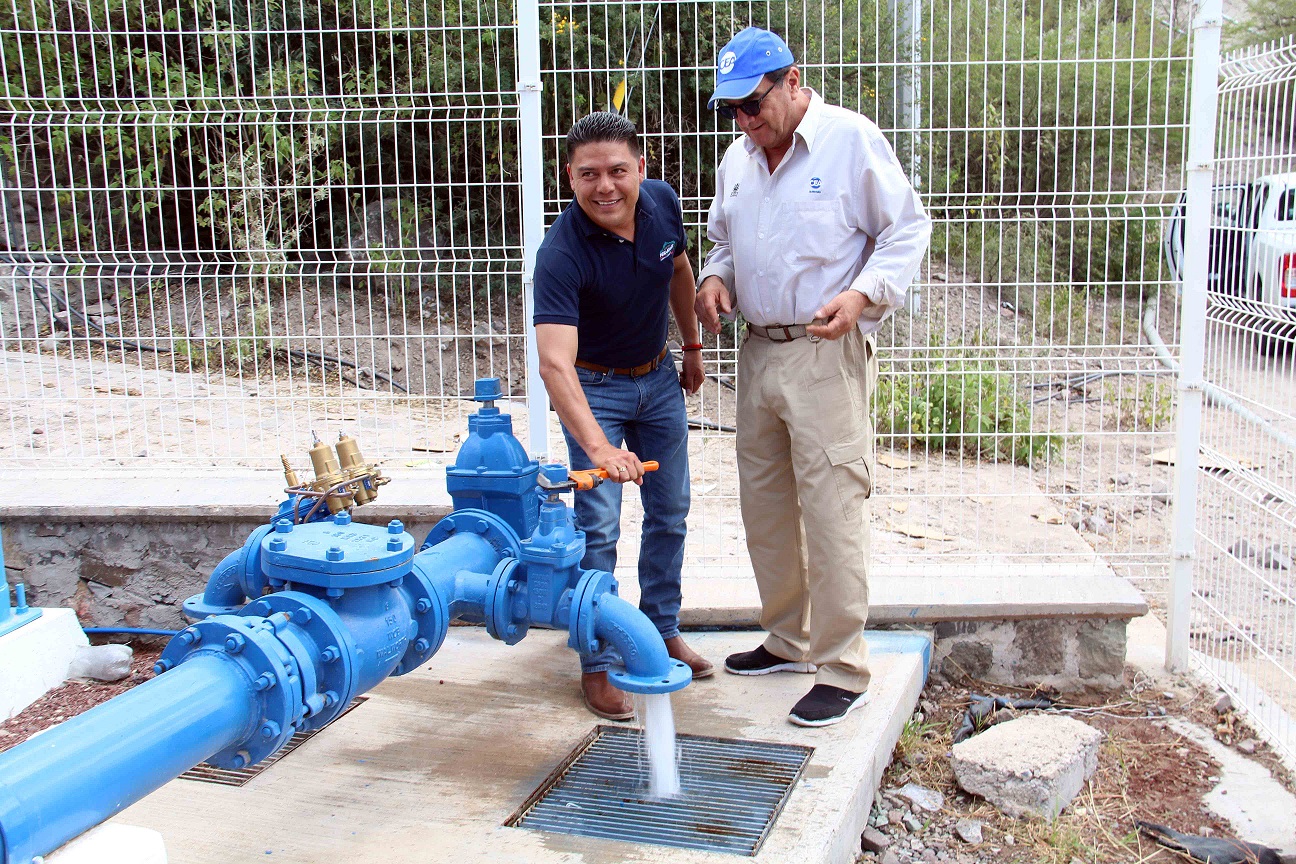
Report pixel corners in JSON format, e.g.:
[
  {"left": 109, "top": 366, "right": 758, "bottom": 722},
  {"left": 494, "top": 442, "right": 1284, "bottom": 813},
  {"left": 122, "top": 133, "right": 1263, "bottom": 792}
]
[{"left": 696, "top": 27, "right": 931, "bottom": 727}]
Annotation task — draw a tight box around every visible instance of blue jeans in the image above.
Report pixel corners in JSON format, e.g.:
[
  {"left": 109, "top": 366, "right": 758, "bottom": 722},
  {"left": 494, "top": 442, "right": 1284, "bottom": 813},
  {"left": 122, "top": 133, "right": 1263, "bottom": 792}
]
[{"left": 563, "top": 358, "right": 690, "bottom": 673}]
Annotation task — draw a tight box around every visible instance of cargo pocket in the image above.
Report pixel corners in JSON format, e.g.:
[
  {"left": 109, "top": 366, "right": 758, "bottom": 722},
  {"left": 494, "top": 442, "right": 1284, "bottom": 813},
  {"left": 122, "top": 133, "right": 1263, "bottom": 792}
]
[{"left": 824, "top": 433, "right": 874, "bottom": 517}]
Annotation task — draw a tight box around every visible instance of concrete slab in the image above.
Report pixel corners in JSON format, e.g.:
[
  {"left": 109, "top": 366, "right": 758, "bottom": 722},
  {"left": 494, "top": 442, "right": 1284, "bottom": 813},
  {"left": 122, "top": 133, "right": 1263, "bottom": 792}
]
[
  {"left": 114, "top": 629, "right": 929, "bottom": 864},
  {"left": 46, "top": 823, "right": 168, "bottom": 864},
  {"left": 0, "top": 608, "right": 88, "bottom": 719}
]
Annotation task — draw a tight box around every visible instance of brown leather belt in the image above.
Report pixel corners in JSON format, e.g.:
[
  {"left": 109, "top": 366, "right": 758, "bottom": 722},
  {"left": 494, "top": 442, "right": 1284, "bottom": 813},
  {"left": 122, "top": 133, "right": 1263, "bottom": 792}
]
[
  {"left": 574, "top": 346, "right": 669, "bottom": 377},
  {"left": 747, "top": 320, "right": 825, "bottom": 342}
]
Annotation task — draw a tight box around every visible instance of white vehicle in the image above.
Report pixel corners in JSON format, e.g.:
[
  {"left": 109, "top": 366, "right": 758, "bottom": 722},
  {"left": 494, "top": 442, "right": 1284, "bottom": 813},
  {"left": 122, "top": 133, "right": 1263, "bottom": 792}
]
[{"left": 1165, "top": 172, "right": 1296, "bottom": 307}]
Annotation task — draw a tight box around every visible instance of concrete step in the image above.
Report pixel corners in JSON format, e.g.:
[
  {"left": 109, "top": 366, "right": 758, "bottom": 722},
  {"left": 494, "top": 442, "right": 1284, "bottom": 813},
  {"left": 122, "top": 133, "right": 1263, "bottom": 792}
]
[{"left": 116, "top": 629, "right": 931, "bottom": 864}]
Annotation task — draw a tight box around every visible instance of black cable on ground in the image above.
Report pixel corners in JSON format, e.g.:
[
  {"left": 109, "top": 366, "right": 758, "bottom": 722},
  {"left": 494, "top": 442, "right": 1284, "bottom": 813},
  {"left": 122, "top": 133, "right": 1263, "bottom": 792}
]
[{"left": 1, "top": 254, "right": 407, "bottom": 393}]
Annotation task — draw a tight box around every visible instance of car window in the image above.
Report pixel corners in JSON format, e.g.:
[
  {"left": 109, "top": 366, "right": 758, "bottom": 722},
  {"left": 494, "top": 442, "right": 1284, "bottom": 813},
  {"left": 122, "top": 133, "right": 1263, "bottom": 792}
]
[{"left": 1278, "top": 188, "right": 1295, "bottom": 222}]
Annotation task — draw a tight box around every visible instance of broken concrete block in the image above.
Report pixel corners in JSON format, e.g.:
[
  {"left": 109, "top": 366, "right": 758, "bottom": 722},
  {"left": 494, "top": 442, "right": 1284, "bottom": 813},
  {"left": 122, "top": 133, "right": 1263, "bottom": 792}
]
[{"left": 951, "top": 714, "right": 1103, "bottom": 820}]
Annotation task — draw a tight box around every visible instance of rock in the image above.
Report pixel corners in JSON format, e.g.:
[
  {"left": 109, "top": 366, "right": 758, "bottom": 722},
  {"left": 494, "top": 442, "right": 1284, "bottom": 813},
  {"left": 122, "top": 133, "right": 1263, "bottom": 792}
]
[
  {"left": 1214, "top": 693, "right": 1233, "bottom": 714},
  {"left": 921, "top": 850, "right": 937, "bottom": 863},
  {"left": 902, "top": 813, "right": 924, "bottom": 833},
  {"left": 881, "top": 852, "right": 901, "bottom": 864},
  {"left": 40, "top": 336, "right": 58, "bottom": 352},
  {"left": 1260, "top": 545, "right": 1292, "bottom": 570},
  {"left": 1065, "top": 508, "right": 1083, "bottom": 529},
  {"left": 954, "top": 818, "right": 983, "bottom": 844},
  {"left": 1112, "top": 472, "right": 1133, "bottom": 486},
  {"left": 897, "top": 782, "right": 944, "bottom": 812},
  {"left": 861, "top": 827, "right": 891, "bottom": 853},
  {"left": 1228, "top": 539, "right": 1255, "bottom": 559},
  {"left": 1162, "top": 691, "right": 1177, "bottom": 700},
  {"left": 1237, "top": 738, "right": 1259, "bottom": 755},
  {"left": 1082, "top": 514, "right": 1110, "bottom": 535},
  {"left": 951, "top": 714, "right": 1104, "bottom": 820},
  {"left": 887, "top": 809, "right": 904, "bottom": 825}
]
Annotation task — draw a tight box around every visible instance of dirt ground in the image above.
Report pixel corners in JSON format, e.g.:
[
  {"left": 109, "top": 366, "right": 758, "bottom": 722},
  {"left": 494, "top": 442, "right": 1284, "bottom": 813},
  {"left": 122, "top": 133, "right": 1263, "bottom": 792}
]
[{"left": 861, "top": 670, "right": 1295, "bottom": 864}]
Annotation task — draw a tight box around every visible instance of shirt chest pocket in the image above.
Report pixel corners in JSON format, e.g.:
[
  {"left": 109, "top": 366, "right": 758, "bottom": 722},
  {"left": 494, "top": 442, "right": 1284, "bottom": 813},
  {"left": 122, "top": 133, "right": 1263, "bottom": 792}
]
[{"left": 780, "top": 200, "right": 848, "bottom": 264}]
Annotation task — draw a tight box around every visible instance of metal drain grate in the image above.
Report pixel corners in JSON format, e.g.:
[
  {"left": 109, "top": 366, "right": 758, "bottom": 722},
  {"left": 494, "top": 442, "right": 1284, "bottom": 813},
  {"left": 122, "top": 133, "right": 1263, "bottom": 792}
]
[
  {"left": 179, "top": 697, "right": 368, "bottom": 787},
  {"left": 507, "top": 725, "right": 813, "bottom": 856}
]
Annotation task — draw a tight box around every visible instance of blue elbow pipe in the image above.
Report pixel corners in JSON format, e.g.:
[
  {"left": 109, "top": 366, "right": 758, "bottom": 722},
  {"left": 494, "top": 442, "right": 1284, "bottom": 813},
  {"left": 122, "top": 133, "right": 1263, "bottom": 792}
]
[{"left": 590, "top": 592, "right": 691, "bottom": 695}]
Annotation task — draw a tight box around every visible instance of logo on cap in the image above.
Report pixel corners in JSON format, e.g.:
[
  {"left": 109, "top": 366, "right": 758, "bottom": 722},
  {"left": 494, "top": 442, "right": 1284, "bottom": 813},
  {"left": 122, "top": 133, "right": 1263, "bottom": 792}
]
[{"left": 719, "top": 51, "right": 737, "bottom": 75}]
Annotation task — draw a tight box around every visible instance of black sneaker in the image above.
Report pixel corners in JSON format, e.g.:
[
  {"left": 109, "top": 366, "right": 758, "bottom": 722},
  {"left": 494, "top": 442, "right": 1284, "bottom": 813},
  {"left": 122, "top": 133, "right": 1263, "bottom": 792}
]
[
  {"left": 788, "top": 684, "right": 870, "bottom": 727},
  {"left": 724, "top": 645, "right": 817, "bottom": 676}
]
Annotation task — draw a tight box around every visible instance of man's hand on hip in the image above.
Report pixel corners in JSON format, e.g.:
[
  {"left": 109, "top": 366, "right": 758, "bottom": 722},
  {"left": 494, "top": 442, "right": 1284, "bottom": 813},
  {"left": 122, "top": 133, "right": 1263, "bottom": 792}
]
[
  {"left": 591, "top": 444, "right": 645, "bottom": 485},
  {"left": 808, "top": 290, "right": 871, "bottom": 340},
  {"left": 680, "top": 350, "right": 704, "bottom": 394},
  {"left": 695, "top": 276, "right": 732, "bottom": 335}
]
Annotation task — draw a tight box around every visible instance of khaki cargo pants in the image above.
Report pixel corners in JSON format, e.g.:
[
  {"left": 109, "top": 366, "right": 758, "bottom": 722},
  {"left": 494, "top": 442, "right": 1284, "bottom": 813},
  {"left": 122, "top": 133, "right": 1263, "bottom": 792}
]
[{"left": 735, "top": 326, "right": 877, "bottom": 693}]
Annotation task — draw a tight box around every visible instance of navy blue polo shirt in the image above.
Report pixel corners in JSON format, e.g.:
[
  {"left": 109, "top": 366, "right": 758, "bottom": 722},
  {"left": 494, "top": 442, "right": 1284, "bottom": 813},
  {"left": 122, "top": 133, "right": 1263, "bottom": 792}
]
[{"left": 533, "top": 178, "right": 688, "bottom": 368}]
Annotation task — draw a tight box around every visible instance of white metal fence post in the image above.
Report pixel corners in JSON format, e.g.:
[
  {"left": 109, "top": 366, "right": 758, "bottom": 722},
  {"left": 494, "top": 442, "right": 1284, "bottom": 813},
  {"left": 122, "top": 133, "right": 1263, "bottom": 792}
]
[
  {"left": 518, "top": 0, "right": 550, "bottom": 459},
  {"left": 1167, "top": 0, "right": 1223, "bottom": 672},
  {"left": 891, "top": 0, "right": 923, "bottom": 316}
]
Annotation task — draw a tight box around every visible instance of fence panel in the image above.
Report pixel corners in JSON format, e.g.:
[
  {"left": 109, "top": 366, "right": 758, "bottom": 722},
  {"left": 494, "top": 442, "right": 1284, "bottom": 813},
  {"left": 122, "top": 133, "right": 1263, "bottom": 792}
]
[
  {"left": 535, "top": 0, "right": 1191, "bottom": 582},
  {"left": 0, "top": 0, "right": 529, "bottom": 465},
  {"left": 1192, "top": 35, "right": 1296, "bottom": 765}
]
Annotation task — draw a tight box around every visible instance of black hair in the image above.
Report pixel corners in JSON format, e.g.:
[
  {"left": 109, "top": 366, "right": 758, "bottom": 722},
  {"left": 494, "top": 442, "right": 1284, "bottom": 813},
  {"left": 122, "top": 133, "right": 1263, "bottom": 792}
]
[
  {"left": 565, "top": 112, "right": 641, "bottom": 161},
  {"left": 763, "top": 65, "right": 795, "bottom": 86}
]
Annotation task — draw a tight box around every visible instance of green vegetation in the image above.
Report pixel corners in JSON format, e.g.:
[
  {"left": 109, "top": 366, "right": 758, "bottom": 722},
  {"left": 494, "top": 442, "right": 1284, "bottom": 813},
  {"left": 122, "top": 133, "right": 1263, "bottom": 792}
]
[
  {"left": 1107, "top": 377, "right": 1174, "bottom": 432},
  {"left": 874, "top": 350, "right": 1063, "bottom": 465},
  {"left": 1228, "top": 0, "right": 1296, "bottom": 48}
]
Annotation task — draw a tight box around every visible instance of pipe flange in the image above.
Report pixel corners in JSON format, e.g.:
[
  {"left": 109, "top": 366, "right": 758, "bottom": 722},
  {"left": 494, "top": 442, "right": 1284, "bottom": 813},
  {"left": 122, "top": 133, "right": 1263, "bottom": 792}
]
[
  {"left": 419, "top": 509, "right": 521, "bottom": 560},
  {"left": 392, "top": 561, "right": 450, "bottom": 675},
  {"left": 158, "top": 615, "right": 302, "bottom": 768},
  {"left": 566, "top": 568, "right": 617, "bottom": 657},
  {"left": 608, "top": 659, "right": 693, "bottom": 695},
  {"left": 238, "top": 592, "right": 357, "bottom": 731},
  {"left": 485, "top": 558, "right": 527, "bottom": 645}
]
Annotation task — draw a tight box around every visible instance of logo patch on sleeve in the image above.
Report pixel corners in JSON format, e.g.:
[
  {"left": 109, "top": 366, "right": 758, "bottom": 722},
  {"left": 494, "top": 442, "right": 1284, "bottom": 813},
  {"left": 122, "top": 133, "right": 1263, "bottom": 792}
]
[{"left": 659, "top": 240, "right": 676, "bottom": 260}]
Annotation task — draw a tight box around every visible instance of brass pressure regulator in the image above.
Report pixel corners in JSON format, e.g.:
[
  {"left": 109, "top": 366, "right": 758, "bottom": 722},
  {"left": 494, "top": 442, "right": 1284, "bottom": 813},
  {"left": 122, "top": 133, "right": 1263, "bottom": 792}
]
[{"left": 281, "top": 432, "right": 389, "bottom": 519}]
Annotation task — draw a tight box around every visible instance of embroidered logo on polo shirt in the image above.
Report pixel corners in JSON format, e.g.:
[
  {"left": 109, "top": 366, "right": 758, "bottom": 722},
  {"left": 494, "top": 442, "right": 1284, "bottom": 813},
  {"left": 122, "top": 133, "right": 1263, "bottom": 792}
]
[
  {"left": 659, "top": 240, "right": 676, "bottom": 260},
  {"left": 731, "top": 182, "right": 740, "bottom": 197},
  {"left": 810, "top": 176, "right": 823, "bottom": 193}
]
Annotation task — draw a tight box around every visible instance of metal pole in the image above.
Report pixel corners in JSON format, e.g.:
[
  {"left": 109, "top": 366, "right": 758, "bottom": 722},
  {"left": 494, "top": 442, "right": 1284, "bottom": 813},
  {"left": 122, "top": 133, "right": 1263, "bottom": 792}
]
[
  {"left": 890, "top": 0, "right": 923, "bottom": 315},
  {"left": 1168, "top": 0, "right": 1222, "bottom": 672},
  {"left": 518, "top": 0, "right": 549, "bottom": 459}
]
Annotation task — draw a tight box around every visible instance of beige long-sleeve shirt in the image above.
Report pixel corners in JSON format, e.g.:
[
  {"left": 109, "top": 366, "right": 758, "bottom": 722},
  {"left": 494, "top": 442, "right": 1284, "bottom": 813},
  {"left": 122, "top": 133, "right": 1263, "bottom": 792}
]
[{"left": 700, "top": 90, "right": 932, "bottom": 335}]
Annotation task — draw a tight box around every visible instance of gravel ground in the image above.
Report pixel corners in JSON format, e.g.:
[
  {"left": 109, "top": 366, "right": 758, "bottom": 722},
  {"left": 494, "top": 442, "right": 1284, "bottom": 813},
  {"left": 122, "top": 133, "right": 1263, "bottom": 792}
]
[{"left": 857, "top": 670, "right": 1293, "bottom": 864}]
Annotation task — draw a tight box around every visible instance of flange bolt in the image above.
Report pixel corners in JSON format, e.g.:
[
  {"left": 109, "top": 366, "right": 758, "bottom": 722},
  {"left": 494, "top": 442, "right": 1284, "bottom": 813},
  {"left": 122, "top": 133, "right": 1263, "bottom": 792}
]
[
  {"left": 178, "top": 629, "right": 200, "bottom": 646},
  {"left": 274, "top": 518, "right": 293, "bottom": 534},
  {"left": 268, "top": 537, "right": 287, "bottom": 552},
  {"left": 230, "top": 754, "right": 248, "bottom": 770},
  {"left": 320, "top": 645, "right": 340, "bottom": 664},
  {"left": 333, "top": 511, "right": 352, "bottom": 525},
  {"left": 152, "top": 659, "right": 172, "bottom": 675},
  {"left": 414, "top": 638, "right": 430, "bottom": 653},
  {"left": 326, "top": 546, "right": 344, "bottom": 562},
  {"left": 260, "top": 720, "right": 281, "bottom": 739},
  {"left": 225, "top": 633, "right": 246, "bottom": 654},
  {"left": 254, "top": 673, "right": 276, "bottom": 691},
  {"left": 388, "top": 520, "right": 404, "bottom": 535},
  {"left": 387, "top": 537, "right": 402, "bottom": 552},
  {"left": 323, "top": 691, "right": 339, "bottom": 708},
  {"left": 414, "top": 598, "right": 432, "bottom": 614}
]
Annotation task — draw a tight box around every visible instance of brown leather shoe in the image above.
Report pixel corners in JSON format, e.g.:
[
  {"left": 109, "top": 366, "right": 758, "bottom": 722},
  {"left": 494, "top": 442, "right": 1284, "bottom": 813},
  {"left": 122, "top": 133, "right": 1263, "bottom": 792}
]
[
  {"left": 580, "top": 671, "right": 634, "bottom": 720},
  {"left": 664, "top": 636, "right": 715, "bottom": 679}
]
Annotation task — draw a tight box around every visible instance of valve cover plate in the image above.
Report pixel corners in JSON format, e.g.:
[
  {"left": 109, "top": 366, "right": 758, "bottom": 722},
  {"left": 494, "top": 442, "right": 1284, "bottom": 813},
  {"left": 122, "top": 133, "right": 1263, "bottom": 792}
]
[{"left": 506, "top": 725, "right": 812, "bottom": 856}]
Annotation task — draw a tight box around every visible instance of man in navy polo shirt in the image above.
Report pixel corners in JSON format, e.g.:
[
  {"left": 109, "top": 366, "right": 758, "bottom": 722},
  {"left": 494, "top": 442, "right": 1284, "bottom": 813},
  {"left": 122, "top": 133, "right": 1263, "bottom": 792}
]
[{"left": 534, "top": 112, "right": 712, "bottom": 720}]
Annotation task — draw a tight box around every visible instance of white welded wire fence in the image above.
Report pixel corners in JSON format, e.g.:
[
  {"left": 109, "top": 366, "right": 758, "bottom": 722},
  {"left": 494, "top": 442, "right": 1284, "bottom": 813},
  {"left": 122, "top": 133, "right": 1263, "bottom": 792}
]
[
  {"left": 0, "top": 1, "right": 1192, "bottom": 580},
  {"left": 1177, "top": 32, "right": 1296, "bottom": 766}
]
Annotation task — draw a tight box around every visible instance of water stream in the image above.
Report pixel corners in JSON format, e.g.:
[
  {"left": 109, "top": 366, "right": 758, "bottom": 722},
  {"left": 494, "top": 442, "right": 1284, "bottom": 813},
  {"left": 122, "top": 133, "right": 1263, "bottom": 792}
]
[{"left": 634, "top": 692, "right": 681, "bottom": 799}]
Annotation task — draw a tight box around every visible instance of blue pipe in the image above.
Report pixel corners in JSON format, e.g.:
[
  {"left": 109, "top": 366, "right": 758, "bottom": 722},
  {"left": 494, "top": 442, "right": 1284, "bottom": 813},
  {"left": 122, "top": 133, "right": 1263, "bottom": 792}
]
[
  {"left": 592, "top": 592, "right": 691, "bottom": 694},
  {"left": 0, "top": 654, "right": 258, "bottom": 864},
  {"left": 84, "top": 628, "right": 179, "bottom": 637}
]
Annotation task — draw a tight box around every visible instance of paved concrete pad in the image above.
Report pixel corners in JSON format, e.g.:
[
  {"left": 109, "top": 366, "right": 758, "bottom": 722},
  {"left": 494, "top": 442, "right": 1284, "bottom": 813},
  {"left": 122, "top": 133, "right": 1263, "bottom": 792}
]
[{"left": 115, "top": 629, "right": 928, "bottom": 864}]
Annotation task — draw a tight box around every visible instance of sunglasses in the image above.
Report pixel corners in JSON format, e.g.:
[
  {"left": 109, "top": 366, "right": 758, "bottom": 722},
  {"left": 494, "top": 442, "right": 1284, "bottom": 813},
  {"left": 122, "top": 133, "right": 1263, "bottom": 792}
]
[{"left": 715, "top": 81, "right": 780, "bottom": 121}]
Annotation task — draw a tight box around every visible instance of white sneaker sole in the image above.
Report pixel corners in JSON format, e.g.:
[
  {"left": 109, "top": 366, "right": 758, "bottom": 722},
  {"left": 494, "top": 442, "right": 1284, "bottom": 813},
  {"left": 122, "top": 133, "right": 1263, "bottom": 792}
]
[
  {"left": 724, "top": 660, "right": 818, "bottom": 676},
  {"left": 788, "top": 691, "right": 871, "bottom": 727}
]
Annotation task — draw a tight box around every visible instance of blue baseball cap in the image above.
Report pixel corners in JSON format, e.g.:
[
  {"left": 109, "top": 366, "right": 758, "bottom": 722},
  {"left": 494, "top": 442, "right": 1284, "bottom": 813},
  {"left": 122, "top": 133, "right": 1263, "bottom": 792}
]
[{"left": 708, "top": 27, "right": 795, "bottom": 110}]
